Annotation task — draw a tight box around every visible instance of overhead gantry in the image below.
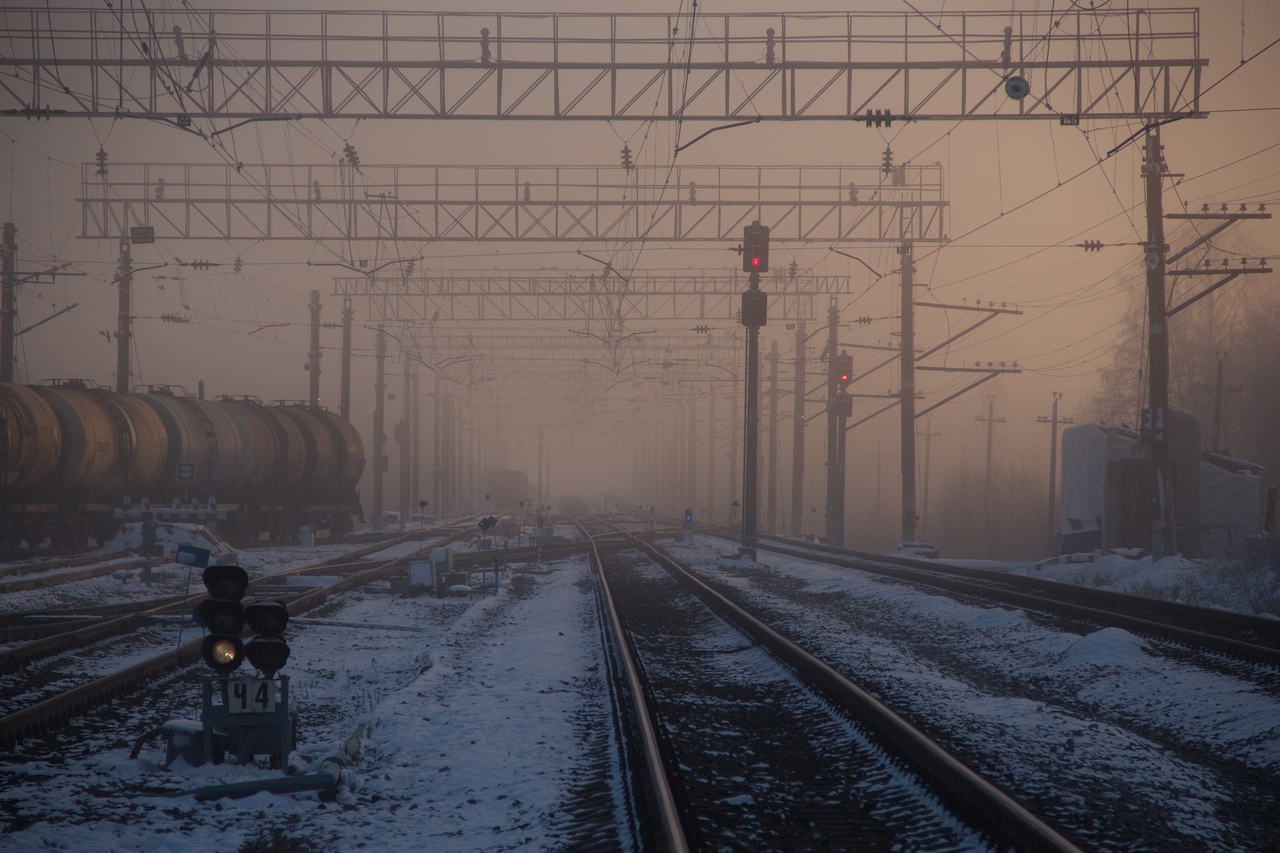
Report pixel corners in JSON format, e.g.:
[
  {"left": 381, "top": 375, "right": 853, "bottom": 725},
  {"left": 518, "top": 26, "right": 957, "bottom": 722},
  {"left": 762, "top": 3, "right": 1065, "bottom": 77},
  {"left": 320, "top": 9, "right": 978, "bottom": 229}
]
[
  {"left": 2, "top": 7, "right": 1203, "bottom": 122},
  {"left": 79, "top": 162, "right": 946, "bottom": 245}
]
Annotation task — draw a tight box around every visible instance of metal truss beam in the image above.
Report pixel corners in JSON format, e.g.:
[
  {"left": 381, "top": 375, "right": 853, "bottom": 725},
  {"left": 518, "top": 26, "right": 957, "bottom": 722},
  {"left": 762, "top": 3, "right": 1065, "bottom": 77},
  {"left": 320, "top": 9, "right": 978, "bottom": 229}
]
[
  {"left": 80, "top": 162, "right": 946, "bottom": 244},
  {"left": 3, "top": 8, "right": 1203, "bottom": 122},
  {"left": 341, "top": 270, "right": 854, "bottom": 323}
]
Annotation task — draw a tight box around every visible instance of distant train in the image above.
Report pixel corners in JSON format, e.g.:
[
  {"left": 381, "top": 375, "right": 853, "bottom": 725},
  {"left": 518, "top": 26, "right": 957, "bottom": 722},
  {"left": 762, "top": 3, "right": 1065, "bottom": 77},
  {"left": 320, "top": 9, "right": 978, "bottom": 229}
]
[
  {"left": 0, "top": 379, "right": 365, "bottom": 547},
  {"left": 487, "top": 470, "right": 531, "bottom": 512}
]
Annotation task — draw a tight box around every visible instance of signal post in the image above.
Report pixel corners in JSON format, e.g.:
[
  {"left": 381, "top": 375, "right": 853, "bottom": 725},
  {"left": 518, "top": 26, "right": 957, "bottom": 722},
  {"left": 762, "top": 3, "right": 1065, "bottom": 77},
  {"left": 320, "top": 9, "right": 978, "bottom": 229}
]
[{"left": 740, "top": 222, "right": 769, "bottom": 557}]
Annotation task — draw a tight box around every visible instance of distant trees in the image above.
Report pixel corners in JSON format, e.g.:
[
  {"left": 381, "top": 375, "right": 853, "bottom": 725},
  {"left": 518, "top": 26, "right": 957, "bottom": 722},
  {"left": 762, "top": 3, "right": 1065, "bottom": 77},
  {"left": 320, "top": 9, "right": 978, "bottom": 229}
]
[
  {"left": 1085, "top": 249, "right": 1280, "bottom": 480},
  {"left": 929, "top": 455, "right": 1048, "bottom": 560}
]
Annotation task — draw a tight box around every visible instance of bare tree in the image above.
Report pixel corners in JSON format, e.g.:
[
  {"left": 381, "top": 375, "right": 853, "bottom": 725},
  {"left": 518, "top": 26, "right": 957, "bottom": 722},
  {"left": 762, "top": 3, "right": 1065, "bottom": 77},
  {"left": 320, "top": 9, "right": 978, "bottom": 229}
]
[{"left": 931, "top": 455, "right": 1048, "bottom": 560}]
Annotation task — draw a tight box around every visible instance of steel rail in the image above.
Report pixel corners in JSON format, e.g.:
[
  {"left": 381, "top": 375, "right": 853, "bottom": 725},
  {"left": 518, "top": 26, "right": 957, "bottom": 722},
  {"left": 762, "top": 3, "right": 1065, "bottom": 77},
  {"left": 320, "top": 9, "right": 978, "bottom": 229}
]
[
  {"left": 749, "top": 535, "right": 1280, "bottom": 669},
  {"left": 578, "top": 522, "right": 689, "bottom": 853},
  {"left": 0, "top": 522, "right": 486, "bottom": 747},
  {"left": 588, "top": 520, "right": 1083, "bottom": 853}
]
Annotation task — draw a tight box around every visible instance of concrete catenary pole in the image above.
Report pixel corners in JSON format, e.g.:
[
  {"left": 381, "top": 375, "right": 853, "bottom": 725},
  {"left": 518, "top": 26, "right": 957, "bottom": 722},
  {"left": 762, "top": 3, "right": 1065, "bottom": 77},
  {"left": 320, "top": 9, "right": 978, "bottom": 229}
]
[
  {"left": 307, "top": 291, "right": 322, "bottom": 407},
  {"left": 1, "top": 223, "right": 16, "bottom": 383},
  {"left": 1037, "top": 392, "right": 1074, "bottom": 552},
  {"left": 790, "top": 320, "right": 806, "bottom": 538},
  {"left": 1143, "top": 129, "right": 1175, "bottom": 556},
  {"left": 372, "top": 324, "right": 387, "bottom": 531},
  {"left": 824, "top": 303, "right": 842, "bottom": 546},
  {"left": 898, "top": 240, "right": 917, "bottom": 544},
  {"left": 339, "top": 296, "right": 353, "bottom": 421},
  {"left": 115, "top": 238, "right": 133, "bottom": 393},
  {"left": 766, "top": 339, "right": 779, "bottom": 534}
]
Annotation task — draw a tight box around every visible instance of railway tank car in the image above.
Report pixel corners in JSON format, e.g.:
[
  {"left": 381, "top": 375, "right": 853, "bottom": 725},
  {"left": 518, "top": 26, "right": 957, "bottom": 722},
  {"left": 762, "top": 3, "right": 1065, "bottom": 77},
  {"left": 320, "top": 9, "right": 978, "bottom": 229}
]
[{"left": 1, "top": 379, "right": 365, "bottom": 547}]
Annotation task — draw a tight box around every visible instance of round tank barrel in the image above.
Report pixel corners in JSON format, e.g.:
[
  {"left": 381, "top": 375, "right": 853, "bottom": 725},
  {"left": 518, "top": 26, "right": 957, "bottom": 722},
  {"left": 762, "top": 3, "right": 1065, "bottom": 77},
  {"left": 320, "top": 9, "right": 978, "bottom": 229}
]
[
  {"left": 34, "top": 382, "right": 128, "bottom": 497},
  {"left": 109, "top": 392, "right": 169, "bottom": 495},
  {"left": 272, "top": 405, "right": 339, "bottom": 493},
  {"left": 315, "top": 408, "right": 366, "bottom": 491},
  {"left": 0, "top": 382, "right": 62, "bottom": 492},
  {"left": 136, "top": 389, "right": 245, "bottom": 499},
  {"left": 217, "top": 397, "right": 291, "bottom": 498}
]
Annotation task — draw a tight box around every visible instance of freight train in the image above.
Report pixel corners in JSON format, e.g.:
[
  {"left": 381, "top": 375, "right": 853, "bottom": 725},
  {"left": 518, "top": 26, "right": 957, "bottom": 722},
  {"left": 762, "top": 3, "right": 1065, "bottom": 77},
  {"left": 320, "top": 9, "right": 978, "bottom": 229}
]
[{"left": 0, "top": 379, "right": 365, "bottom": 547}]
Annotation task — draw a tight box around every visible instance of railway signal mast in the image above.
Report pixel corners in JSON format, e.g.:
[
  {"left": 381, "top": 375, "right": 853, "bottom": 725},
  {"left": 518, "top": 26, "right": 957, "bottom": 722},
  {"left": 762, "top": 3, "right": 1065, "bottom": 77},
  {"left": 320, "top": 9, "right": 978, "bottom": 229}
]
[{"left": 740, "top": 223, "right": 770, "bottom": 556}]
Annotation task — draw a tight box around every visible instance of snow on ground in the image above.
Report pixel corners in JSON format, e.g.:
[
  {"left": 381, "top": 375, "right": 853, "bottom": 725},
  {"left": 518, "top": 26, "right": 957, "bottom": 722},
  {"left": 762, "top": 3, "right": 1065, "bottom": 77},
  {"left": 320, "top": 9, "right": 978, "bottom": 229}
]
[
  {"left": 0, "top": 556, "right": 607, "bottom": 853},
  {"left": 664, "top": 535, "right": 1280, "bottom": 848},
  {"left": 4, "top": 524, "right": 1279, "bottom": 850},
  {"left": 934, "top": 549, "right": 1280, "bottom": 619}
]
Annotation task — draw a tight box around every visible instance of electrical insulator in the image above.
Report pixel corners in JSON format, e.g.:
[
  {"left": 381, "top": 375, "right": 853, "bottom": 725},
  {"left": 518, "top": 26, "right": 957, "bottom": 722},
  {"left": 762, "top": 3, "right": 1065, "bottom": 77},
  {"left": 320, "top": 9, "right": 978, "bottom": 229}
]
[
  {"left": 233, "top": 257, "right": 243, "bottom": 274},
  {"left": 882, "top": 147, "right": 894, "bottom": 175},
  {"left": 620, "top": 143, "right": 633, "bottom": 172},
  {"left": 688, "top": 182, "right": 698, "bottom": 203},
  {"left": 788, "top": 259, "right": 798, "bottom": 280},
  {"left": 865, "top": 109, "right": 893, "bottom": 128},
  {"left": 95, "top": 148, "right": 108, "bottom": 177},
  {"left": 154, "top": 178, "right": 166, "bottom": 200},
  {"left": 343, "top": 142, "right": 360, "bottom": 169},
  {"left": 848, "top": 182, "right": 859, "bottom": 203},
  {"left": 1082, "top": 240, "right": 1102, "bottom": 252}
]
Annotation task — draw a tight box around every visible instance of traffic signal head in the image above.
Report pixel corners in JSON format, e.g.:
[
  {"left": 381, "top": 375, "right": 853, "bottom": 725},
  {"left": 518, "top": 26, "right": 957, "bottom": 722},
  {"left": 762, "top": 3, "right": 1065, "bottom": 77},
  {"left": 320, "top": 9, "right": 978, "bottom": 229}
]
[
  {"left": 835, "top": 352, "right": 854, "bottom": 387},
  {"left": 244, "top": 600, "right": 291, "bottom": 676},
  {"left": 743, "top": 223, "right": 770, "bottom": 273},
  {"left": 196, "top": 565, "right": 249, "bottom": 673}
]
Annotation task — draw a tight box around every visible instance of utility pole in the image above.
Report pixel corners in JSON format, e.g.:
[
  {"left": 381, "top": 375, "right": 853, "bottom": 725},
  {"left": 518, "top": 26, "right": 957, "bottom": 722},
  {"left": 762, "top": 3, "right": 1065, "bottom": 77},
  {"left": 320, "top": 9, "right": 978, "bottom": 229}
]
[
  {"left": 115, "top": 238, "right": 133, "bottom": 393},
  {"left": 706, "top": 386, "right": 716, "bottom": 524},
  {"left": 372, "top": 323, "right": 387, "bottom": 532},
  {"left": 918, "top": 418, "right": 943, "bottom": 542},
  {"left": 976, "top": 396, "right": 1006, "bottom": 504},
  {"left": 790, "top": 320, "right": 806, "bottom": 539},
  {"left": 729, "top": 362, "right": 740, "bottom": 531},
  {"left": 687, "top": 396, "right": 698, "bottom": 518},
  {"left": 766, "top": 339, "right": 779, "bottom": 535},
  {"left": 1, "top": 223, "right": 15, "bottom": 383},
  {"left": 976, "top": 396, "right": 1005, "bottom": 556},
  {"left": 1037, "top": 392, "right": 1074, "bottom": 553},
  {"left": 1142, "top": 129, "right": 1174, "bottom": 557},
  {"left": 824, "top": 303, "right": 843, "bottom": 546},
  {"left": 339, "top": 296, "right": 353, "bottom": 421},
  {"left": 1203, "top": 351, "right": 1242, "bottom": 451},
  {"left": 868, "top": 436, "right": 891, "bottom": 541},
  {"left": 307, "top": 290, "right": 322, "bottom": 407},
  {"left": 399, "top": 338, "right": 412, "bottom": 531},
  {"left": 432, "top": 374, "right": 443, "bottom": 514},
  {"left": 898, "top": 239, "right": 918, "bottom": 544},
  {"left": 411, "top": 352, "right": 420, "bottom": 519},
  {"left": 537, "top": 427, "right": 545, "bottom": 512}
]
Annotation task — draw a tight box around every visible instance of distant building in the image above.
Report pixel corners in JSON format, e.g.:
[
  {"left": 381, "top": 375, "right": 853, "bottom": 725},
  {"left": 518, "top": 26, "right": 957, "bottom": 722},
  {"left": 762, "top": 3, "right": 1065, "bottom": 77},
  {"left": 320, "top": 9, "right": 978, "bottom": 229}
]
[{"left": 1058, "top": 413, "right": 1265, "bottom": 558}]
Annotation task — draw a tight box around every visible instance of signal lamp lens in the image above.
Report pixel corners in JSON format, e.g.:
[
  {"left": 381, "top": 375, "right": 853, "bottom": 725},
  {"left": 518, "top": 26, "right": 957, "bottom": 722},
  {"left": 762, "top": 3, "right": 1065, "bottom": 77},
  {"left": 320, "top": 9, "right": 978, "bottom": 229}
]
[
  {"left": 245, "top": 600, "right": 290, "bottom": 636},
  {"left": 245, "top": 636, "right": 291, "bottom": 676},
  {"left": 201, "top": 634, "right": 245, "bottom": 673},
  {"left": 202, "top": 565, "right": 249, "bottom": 601},
  {"left": 195, "top": 599, "right": 246, "bottom": 635}
]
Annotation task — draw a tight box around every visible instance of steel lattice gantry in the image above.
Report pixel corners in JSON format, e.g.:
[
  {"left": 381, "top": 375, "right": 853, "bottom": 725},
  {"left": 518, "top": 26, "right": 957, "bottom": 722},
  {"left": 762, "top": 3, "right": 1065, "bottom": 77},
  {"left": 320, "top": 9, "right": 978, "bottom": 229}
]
[
  {"left": 80, "top": 163, "right": 945, "bottom": 244},
  {"left": 338, "top": 270, "right": 854, "bottom": 323},
  {"left": 3, "top": 8, "right": 1202, "bottom": 122}
]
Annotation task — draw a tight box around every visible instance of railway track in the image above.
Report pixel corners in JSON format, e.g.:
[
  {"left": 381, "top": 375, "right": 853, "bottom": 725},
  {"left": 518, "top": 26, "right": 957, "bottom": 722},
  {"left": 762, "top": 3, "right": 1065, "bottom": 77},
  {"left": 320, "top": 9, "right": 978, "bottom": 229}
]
[
  {"left": 0, "top": 522, "right": 489, "bottom": 750},
  {"left": 739, "top": 533, "right": 1280, "bottom": 668},
  {"left": 569, "top": 509, "right": 1081, "bottom": 852}
]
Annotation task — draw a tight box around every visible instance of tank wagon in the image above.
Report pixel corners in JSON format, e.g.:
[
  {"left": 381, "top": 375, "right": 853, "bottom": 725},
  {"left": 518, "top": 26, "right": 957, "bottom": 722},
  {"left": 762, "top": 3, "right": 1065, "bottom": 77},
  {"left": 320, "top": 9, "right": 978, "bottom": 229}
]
[{"left": 0, "top": 379, "right": 365, "bottom": 547}]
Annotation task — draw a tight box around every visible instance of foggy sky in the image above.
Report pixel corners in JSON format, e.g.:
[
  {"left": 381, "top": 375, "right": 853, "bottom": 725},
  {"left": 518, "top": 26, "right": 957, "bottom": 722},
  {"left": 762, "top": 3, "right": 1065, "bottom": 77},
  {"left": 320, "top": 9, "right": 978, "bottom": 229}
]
[{"left": 2, "top": 1, "right": 1277, "bottom": 532}]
